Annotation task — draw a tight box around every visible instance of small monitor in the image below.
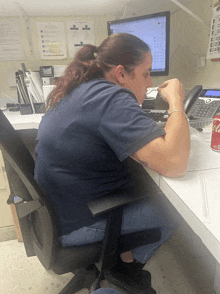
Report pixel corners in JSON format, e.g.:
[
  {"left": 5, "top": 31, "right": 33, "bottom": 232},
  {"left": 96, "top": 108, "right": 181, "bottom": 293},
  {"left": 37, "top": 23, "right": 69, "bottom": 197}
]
[
  {"left": 107, "top": 11, "right": 170, "bottom": 76},
  {"left": 40, "top": 66, "right": 54, "bottom": 77}
]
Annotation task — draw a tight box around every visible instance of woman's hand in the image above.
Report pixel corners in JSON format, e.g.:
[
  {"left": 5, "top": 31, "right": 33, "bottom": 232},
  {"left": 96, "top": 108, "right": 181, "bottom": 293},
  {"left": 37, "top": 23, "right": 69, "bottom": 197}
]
[{"left": 157, "top": 79, "right": 185, "bottom": 110}]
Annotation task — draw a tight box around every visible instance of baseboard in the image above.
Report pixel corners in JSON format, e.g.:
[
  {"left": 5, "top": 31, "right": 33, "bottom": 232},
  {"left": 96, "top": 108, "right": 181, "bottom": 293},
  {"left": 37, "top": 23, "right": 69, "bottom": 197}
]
[{"left": 0, "top": 226, "right": 17, "bottom": 242}]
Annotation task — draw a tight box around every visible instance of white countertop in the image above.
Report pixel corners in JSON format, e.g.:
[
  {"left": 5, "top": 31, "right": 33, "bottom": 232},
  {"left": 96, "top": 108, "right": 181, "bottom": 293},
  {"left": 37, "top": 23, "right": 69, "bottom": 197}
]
[{"left": 3, "top": 110, "right": 44, "bottom": 130}]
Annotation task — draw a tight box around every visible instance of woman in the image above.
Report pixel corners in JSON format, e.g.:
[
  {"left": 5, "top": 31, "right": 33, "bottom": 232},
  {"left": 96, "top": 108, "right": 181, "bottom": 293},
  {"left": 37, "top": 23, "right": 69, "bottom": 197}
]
[{"left": 34, "top": 33, "right": 190, "bottom": 291}]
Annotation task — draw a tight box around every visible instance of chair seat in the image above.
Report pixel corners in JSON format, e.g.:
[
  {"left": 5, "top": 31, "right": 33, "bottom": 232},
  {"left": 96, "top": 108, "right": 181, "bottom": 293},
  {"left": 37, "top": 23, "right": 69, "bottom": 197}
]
[
  {"left": 51, "top": 227, "right": 161, "bottom": 275},
  {"left": 52, "top": 242, "right": 102, "bottom": 274}
]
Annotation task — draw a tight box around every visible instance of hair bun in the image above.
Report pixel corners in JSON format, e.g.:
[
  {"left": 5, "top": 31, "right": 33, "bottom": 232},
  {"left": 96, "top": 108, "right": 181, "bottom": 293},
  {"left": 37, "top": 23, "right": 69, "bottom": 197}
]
[
  {"left": 76, "top": 44, "right": 98, "bottom": 61},
  {"left": 91, "top": 45, "right": 98, "bottom": 58}
]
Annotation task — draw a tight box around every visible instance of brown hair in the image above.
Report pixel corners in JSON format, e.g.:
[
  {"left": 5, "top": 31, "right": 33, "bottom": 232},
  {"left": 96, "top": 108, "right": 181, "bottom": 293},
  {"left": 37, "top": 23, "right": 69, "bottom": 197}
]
[{"left": 47, "top": 33, "right": 150, "bottom": 110}]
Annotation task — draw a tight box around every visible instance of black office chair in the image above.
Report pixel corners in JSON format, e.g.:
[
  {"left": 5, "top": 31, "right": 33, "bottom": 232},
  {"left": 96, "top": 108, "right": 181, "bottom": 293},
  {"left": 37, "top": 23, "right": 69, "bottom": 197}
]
[{"left": 0, "top": 109, "right": 161, "bottom": 294}]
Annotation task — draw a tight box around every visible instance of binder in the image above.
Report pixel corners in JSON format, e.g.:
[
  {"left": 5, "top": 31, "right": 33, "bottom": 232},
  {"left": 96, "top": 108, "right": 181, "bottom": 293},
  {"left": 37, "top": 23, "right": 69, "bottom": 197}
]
[
  {"left": 26, "top": 71, "right": 44, "bottom": 103},
  {"left": 15, "top": 72, "right": 28, "bottom": 104},
  {"left": 15, "top": 64, "right": 46, "bottom": 115}
]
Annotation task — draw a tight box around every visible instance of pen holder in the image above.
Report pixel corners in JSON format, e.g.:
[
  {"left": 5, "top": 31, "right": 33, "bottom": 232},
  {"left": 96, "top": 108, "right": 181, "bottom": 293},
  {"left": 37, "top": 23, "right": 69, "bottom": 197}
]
[
  {"left": 34, "top": 103, "right": 46, "bottom": 113},
  {"left": 20, "top": 103, "right": 46, "bottom": 115}
]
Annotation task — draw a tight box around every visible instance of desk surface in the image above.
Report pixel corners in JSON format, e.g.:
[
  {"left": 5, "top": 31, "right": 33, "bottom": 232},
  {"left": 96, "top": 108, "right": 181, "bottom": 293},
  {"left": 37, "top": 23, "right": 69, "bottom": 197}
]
[
  {"left": 146, "top": 127, "right": 220, "bottom": 264},
  {"left": 3, "top": 110, "right": 43, "bottom": 130}
]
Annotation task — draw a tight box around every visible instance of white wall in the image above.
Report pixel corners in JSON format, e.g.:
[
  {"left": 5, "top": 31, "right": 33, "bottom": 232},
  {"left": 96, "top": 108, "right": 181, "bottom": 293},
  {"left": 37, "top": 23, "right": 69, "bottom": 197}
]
[
  {"left": 1, "top": 0, "right": 220, "bottom": 102},
  {"left": 151, "top": 0, "right": 220, "bottom": 93}
]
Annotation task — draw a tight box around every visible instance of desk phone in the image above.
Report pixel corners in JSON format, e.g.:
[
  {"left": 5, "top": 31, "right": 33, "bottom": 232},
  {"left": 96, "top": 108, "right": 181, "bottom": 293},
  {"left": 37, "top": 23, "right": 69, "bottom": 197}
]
[
  {"left": 185, "top": 86, "right": 220, "bottom": 119},
  {"left": 142, "top": 86, "right": 220, "bottom": 125}
]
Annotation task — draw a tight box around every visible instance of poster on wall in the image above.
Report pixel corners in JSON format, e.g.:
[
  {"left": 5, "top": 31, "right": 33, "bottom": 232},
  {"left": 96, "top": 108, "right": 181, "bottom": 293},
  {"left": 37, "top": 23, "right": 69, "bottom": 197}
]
[
  {"left": 207, "top": 5, "right": 220, "bottom": 59},
  {"left": 37, "top": 22, "right": 67, "bottom": 59},
  {"left": 0, "top": 20, "right": 25, "bottom": 61},
  {"left": 67, "top": 21, "right": 95, "bottom": 58}
]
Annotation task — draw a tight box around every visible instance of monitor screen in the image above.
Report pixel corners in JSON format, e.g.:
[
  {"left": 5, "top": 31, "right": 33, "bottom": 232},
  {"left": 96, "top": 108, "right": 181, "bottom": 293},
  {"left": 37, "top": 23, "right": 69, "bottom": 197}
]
[{"left": 107, "top": 11, "right": 170, "bottom": 76}]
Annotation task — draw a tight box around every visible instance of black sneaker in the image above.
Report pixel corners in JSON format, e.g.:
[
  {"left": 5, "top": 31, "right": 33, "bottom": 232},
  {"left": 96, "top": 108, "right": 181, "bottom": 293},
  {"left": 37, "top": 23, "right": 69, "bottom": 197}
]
[{"left": 104, "top": 259, "right": 156, "bottom": 294}]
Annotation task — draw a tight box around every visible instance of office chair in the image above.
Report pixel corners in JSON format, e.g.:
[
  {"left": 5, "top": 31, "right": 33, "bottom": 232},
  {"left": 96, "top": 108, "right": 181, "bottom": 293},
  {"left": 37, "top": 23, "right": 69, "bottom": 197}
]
[{"left": 0, "top": 109, "right": 161, "bottom": 294}]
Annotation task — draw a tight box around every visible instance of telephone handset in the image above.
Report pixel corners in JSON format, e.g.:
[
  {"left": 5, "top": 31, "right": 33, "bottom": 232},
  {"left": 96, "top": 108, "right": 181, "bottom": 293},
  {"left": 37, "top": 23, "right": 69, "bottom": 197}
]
[
  {"left": 184, "top": 85, "right": 202, "bottom": 114},
  {"left": 184, "top": 86, "right": 220, "bottom": 119}
]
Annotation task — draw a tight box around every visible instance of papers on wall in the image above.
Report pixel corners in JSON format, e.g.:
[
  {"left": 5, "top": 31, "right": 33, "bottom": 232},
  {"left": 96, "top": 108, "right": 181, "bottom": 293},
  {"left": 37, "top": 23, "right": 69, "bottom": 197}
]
[
  {"left": 0, "top": 20, "right": 25, "bottom": 61},
  {"left": 37, "top": 22, "right": 67, "bottom": 59},
  {"left": 67, "top": 21, "right": 95, "bottom": 58},
  {"left": 207, "top": 5, "right": 220, "bottom": 59}
]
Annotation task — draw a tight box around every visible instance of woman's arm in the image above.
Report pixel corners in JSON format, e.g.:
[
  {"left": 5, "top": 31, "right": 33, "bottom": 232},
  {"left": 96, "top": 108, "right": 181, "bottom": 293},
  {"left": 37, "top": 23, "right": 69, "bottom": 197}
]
[{"left": 130, "top": 79, "right": 190, "bottom": 178}]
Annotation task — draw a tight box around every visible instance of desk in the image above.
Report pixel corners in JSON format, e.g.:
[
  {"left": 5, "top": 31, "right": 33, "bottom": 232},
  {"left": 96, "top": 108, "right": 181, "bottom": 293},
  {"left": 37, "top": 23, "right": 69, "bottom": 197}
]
[
  {"left": 3, "top": 110, "right": 44, "bottom": 157},
  {"left": 3, "top": 110, "right": 43, "bottom": 130},
  {"left": 145, "top": 127, "right": 220, "bottom": 293}
]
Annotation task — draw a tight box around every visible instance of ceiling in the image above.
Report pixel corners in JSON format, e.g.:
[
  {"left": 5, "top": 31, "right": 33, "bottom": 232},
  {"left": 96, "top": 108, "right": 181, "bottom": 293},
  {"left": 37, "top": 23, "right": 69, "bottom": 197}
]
[{"left": 0, "top": 0, "right": 202, "bottom": 18}]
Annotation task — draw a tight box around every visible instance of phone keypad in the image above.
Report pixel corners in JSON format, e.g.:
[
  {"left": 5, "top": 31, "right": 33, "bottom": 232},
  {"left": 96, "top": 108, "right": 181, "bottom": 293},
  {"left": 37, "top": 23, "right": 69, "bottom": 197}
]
[
  {"left": 192, "top": 100, "right": 220, "bottom": 118},
  {"left": 194, "top": 107, "right": 210, "bottom": 117}
]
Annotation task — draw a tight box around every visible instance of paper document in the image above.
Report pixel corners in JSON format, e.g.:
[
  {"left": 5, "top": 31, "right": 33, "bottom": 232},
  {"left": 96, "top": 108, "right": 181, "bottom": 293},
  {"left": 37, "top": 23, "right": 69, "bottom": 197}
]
[
  {"left": 37, "top": 22, "right": 67, "bottom": 59},
  {"left": 207, "top": 5, "right": 220, "bottom": 59},
  {"left": 0, "top": 20, "right": 25, "bottom": 61},
  {"left": 199, "top": 172, "right": 211, "bottom": 223},
  {"left": 67, "top": 21, "right": 95, "bottom": 58},
  {"left": 146, "top": 87, "right": 158, "bottom": 99}
]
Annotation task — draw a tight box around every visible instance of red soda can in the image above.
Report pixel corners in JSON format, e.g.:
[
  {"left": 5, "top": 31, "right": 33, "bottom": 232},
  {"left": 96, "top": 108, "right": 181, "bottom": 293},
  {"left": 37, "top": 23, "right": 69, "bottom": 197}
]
[{"left": 211, "top": 113, "right": 220, "bottom": 152}]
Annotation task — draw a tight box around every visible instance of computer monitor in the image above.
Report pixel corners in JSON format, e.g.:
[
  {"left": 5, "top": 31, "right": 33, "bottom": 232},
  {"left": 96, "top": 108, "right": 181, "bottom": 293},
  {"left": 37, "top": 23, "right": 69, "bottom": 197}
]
[{"left": 107, "top": 11, "right": 170, "bottom": 76}]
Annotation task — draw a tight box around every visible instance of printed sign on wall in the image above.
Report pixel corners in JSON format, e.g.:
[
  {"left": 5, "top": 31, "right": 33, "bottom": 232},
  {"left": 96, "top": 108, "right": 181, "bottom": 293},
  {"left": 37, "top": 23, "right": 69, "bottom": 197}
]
[
  {"left": 37, "top": 22, "right": 67, "bottom": 59},
  {"left": 0, "top": 20, "right": 25, "bottom": 61},
  {"left": 67, "top": 21, "right": 95, "bottom": 58},
  {"left": 207, "top": 5, "right": 220, "bottom": 59}
]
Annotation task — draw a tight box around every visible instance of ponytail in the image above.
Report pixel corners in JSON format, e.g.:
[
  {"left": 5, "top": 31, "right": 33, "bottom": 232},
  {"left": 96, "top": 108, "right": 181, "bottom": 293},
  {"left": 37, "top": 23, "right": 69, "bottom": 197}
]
[{"left": 47, "top": 45, "right": 103, "bottom": 110}]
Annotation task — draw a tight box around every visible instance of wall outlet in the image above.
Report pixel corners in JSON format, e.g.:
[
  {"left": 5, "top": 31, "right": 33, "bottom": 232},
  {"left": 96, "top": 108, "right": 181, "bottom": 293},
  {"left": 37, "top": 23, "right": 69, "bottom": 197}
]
[
  {"left": 200, "top": 56, "right": 206, "bottom": 67},
  {"left": 194, "top": 55, "right": 206, "bottom": 71}
]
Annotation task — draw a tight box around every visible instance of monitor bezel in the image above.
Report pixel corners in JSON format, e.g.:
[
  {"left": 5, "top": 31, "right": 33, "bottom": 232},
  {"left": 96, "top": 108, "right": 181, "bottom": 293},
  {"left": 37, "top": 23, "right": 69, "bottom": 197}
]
[{"left": 107, "top": 11, "right": 170, "bottom": 76}]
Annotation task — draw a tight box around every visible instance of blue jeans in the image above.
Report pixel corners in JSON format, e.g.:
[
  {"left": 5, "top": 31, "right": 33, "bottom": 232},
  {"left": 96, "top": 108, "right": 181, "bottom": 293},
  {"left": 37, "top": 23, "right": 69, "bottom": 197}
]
[
  {"left": 60, "top": 195, "right": 178, "bottom": 264},
  {"left": 92, "top": 289, "right": 121, "bottom": 294}
]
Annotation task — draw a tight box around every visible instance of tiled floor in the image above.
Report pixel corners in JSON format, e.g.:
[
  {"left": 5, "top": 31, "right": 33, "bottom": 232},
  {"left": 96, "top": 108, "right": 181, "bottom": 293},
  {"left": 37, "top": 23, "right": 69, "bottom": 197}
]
[{"left": 0, "top": 224, "right": 216, "bottom": 294}]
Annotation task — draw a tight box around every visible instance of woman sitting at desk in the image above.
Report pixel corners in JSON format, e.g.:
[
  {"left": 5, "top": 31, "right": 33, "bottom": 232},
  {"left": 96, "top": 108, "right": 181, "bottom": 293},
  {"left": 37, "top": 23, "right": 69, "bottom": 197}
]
[{"left": 34, "top": 33, "right": 190, "bottom": 291}]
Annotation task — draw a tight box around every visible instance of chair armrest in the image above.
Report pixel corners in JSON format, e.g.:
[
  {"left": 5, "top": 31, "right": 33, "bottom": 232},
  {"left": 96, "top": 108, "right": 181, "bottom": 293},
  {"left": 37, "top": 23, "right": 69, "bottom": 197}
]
[
  {"left": 88, "top": 158, "right": 156, "bottom": 217},
  {"left": 16, "top": 200, "right": 43, "bottom": 219},
  {"left": 87, "top": 190, "right": 144, "bottom": 217}
]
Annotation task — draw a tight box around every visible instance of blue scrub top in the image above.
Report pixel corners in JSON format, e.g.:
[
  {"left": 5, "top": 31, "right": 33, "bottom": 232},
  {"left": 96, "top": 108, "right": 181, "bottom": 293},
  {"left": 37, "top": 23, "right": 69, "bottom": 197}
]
[{"left": 34, "top": 79, "right": 165, "bottom": 236}]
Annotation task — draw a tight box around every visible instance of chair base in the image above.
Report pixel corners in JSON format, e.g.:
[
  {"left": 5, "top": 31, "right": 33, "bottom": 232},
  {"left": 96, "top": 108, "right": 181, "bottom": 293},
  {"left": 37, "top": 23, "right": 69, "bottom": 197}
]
[
  {"left": 57, "top": 264, "right": 157, "bottom": 294},
  {"left": 58, "top": 264, "right": 99, "bottom": 294}
]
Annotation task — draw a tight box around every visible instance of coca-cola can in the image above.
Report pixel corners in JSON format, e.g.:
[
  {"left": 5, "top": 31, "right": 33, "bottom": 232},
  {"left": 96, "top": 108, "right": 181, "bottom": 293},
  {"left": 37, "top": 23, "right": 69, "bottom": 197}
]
[{"left": 211, "top": 113, "right": 220, "bottom": 152}]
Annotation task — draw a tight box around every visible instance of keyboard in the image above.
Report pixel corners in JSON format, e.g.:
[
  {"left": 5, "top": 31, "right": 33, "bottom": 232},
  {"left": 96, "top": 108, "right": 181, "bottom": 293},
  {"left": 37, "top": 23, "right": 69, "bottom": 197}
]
[
  {"left": 143, "top": 109, "right": 214, "bottom": 129},
  {"left": 143, "top": 110, "right": 167, "bottom": 122}
]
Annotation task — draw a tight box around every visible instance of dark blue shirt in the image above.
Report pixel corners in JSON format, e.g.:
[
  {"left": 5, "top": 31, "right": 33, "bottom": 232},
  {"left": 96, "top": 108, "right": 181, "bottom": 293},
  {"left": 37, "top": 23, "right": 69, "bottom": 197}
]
[{"left": 34, "top": 79, "right": 165, "bottom": 236}]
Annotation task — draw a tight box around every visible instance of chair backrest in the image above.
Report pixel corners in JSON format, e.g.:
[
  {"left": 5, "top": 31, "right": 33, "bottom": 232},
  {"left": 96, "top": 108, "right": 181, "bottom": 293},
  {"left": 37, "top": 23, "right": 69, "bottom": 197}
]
[{"left": 0, "top": 110, "right": 60, "bottom": 268}]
